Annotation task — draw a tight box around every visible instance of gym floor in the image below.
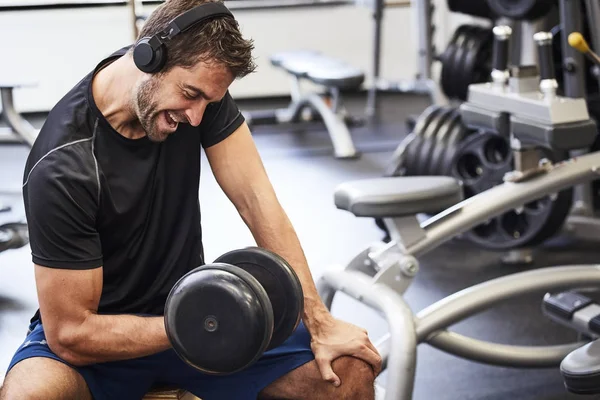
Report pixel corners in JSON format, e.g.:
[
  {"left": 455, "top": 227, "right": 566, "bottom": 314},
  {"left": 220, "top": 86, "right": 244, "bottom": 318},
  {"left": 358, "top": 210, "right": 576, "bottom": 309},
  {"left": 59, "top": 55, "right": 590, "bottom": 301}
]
[{"left": 0, "top": 92, "right": 597, "bottom": 399}]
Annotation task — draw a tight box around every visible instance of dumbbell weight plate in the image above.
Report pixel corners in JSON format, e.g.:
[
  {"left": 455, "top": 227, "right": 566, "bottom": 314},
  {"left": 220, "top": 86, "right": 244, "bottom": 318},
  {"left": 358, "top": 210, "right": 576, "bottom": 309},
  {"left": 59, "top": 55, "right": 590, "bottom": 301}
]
[
  {"left": 215, "top": 247, "right": 304, "bottom": 351},
  {"left": 164, "top": 263, "right": 274, "bottom": 375}
]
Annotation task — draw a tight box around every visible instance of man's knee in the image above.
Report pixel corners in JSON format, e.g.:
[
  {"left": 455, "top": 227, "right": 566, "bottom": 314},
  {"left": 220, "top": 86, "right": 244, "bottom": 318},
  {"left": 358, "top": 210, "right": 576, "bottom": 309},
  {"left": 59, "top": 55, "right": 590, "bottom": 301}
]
[
  {"left": 1, "top": 357, "right": 91, "bottom": 400},
  {"left": 334, "top": 356, "right": 375, "bottom": 400}
]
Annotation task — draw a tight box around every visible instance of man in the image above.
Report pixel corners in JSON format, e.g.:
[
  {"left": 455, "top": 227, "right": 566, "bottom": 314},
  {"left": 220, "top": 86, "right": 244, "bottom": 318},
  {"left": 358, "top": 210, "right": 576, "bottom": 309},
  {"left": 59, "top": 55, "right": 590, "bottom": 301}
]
[{"left": 0, "top": 0, "right": 382, "bottom": 399}]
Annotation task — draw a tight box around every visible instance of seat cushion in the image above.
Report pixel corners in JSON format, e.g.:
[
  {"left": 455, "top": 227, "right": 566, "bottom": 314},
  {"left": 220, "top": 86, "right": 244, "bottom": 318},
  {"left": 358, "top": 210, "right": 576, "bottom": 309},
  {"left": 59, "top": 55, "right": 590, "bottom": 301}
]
[
  {"left": 270, "top": 51, "right": 364, "bottom": 90},
  {"left": 334, "top": 176, "right": 463, "bottom": 218},
  {"left": 561, "top": 340, "right": 600, "bottom": 394}
]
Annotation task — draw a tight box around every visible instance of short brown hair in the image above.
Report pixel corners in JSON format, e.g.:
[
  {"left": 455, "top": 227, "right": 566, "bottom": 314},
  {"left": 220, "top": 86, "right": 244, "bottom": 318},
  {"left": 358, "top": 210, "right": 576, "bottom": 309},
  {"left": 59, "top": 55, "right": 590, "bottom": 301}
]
[{"left": 136, "top": 0, "right": 256, "bottom": 78}]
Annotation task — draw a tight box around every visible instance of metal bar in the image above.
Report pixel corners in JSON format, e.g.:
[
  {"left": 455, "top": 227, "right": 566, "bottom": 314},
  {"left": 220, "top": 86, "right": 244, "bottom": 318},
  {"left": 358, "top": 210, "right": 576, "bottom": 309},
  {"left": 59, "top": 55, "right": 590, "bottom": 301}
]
[
  {"left": 415, "top": 265, "right": 600, "bottom": 340},
  {"left": 584, "top": 0, "right": 600, "bottom": 92},
  {"left": 406, "top": 151, "right": 600, "bottom": 257},
  {"left": 305, "top": 94, "right": 358, "bottom": 158},
  {"left": 426, "top": 331, "right": 584, "bottom": 368},
  {"left": 559, "top": 0, "right": 586, "bottom": 98},
  {"left": 317, "top": 270, "right": 417, "bottom": 400},
  {"left": 129, "top": 0, "right": 138, "bottom": 40},
  {"left": 0, "top": 88, "right": 37, "bottom": 147},
  {"left": 414, "top": 0, "right": 433, "bottom": 81},
  {"left": 366, "top": 0, "right": 385, "bottom": 118}
]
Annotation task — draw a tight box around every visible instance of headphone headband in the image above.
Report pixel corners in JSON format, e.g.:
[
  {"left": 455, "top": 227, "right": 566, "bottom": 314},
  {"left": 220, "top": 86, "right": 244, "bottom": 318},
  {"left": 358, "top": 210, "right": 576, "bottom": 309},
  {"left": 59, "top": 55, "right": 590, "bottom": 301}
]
[{"left": 134, "top": 2, "right": 234, "bottom": 73}]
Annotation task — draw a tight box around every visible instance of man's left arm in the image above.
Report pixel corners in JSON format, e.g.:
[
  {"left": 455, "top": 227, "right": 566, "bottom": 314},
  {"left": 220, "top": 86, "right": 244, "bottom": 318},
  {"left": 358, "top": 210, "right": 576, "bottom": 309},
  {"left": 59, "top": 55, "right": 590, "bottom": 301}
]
[{"left": 204, "top": 123, "right": 382, "bottom": 385}]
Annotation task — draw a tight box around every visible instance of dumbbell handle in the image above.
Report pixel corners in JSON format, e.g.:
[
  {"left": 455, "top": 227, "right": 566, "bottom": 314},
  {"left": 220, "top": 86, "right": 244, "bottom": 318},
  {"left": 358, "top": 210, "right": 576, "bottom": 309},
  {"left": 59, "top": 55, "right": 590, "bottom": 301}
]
[{"left": 569, "top": 32, "right": 600, "bottom": 68}]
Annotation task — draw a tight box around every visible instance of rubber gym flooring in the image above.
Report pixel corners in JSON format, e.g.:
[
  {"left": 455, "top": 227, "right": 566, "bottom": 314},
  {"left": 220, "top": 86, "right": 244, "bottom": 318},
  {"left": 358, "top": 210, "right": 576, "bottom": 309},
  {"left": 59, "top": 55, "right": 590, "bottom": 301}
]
[{"left": 0, "top": 92, "right": 598, "bottom": 399}]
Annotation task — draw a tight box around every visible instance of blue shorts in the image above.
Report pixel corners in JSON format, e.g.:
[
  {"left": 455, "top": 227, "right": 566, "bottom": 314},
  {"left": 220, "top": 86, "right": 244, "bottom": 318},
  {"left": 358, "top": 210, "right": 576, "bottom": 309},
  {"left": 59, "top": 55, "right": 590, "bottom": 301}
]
[{"left": 6, "top": 318, "right": 315, "bottom": 400}]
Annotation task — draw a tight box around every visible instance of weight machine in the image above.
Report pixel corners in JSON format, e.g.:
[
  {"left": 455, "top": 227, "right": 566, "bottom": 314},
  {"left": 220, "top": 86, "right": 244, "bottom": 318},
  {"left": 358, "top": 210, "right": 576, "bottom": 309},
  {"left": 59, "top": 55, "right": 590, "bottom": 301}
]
[{"left": 317, "top": 0, "right": 600, "bottom": 398}]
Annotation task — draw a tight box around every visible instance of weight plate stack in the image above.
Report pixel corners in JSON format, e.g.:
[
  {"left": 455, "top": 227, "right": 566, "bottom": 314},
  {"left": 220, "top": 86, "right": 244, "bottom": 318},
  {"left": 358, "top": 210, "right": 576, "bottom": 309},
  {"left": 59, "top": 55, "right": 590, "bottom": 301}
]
[
  {"left": 440, "top": 25, "right": 494, "bottom": 101},
  {"left": 383, "top": 105, "right": 574, "bottom": 251}
]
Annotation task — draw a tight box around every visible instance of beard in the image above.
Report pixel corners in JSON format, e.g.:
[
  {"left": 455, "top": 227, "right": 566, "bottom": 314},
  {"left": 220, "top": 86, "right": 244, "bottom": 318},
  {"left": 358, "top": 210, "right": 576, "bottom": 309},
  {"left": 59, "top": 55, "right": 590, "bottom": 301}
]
[{"left": 134, "top": 76, "right": 169, "bottom": 143}]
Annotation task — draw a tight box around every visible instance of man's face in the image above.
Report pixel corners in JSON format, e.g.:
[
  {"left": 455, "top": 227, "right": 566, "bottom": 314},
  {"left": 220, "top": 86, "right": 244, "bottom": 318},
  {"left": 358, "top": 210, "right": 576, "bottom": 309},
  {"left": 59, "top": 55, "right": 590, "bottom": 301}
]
[{"left": 133, "top": 61, "right": 234, "bottom": 142}]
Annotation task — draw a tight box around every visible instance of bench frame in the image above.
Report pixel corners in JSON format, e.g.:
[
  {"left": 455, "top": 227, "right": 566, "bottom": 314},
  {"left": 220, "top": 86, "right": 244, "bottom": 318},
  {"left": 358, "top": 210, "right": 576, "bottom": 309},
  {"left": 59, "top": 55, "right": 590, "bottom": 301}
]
[
  {"left": 243, "top": 67, "right": 361, "bottom": 159},
  {"left": 0, "top": 85, "right": 38, "bottom": 147},
  {"left": 318, "top": 150, "right": 600, "bottom": 399}
]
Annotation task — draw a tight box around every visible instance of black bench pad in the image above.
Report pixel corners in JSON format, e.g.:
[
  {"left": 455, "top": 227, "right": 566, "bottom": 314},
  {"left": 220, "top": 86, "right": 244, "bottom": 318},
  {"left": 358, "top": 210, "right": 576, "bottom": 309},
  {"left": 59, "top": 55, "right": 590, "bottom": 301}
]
[
  {"left": 270, "top": 50, "right": 364, "bottom": 90},
  {"left": 334, "top": 176, "right": 463, "bottom": 218}
]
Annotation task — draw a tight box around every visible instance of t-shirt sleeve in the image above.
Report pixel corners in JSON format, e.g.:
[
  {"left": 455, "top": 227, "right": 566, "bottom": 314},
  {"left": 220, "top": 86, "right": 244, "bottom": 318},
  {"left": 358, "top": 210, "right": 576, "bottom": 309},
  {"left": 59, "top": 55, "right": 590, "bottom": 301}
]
[
  {"left": 199, "top": 90, "right": 245, "bottom": 148},
  {"left": 24, "top": 151, "right": 103, "bottom": 270}
]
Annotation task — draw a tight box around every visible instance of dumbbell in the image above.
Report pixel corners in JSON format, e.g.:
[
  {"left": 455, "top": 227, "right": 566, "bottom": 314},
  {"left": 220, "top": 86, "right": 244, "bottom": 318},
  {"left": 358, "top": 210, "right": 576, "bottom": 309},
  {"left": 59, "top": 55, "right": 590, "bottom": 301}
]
[{"left": 164, "top": 246, "right": 304, "bottom": 375}]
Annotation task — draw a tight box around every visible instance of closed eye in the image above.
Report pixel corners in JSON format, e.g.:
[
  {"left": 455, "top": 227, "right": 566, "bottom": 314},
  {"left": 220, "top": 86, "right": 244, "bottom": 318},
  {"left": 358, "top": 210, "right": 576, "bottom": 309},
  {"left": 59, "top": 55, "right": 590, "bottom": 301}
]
[{"left": 184, "top": 91, "right": 199, "bottom": 100}]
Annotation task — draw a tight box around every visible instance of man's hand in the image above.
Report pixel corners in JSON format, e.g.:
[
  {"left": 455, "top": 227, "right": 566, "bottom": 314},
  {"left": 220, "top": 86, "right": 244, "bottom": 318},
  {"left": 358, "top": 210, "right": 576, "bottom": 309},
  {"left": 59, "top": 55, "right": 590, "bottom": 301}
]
[{"left": 310, "top": 316, "right": 383, "bottom": 387}]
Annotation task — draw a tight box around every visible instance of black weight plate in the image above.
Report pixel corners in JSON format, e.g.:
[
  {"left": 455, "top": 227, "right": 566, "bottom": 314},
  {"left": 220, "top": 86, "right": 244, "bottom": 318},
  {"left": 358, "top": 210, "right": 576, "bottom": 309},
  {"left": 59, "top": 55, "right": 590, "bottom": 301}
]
[
  {"left": 440, "top": 113, "right": 477, "bottom": 176},
  {"left": 451, "top": 25, "right": 479, "bottom": 101},
  {"left": 405, "top": 106, "right": 445, "bottom": 175},
  {"left": 165, "top": 263, "right": 273, "bottom": 375},
  {"left": 419, "top": 107, "right": 456, "bottom": 175},
  {"left": 441, "top": 25, "right": 471, "bottom": 100},
  {"left": 459, "top": 27, "right": 493, "bottom": 100},
  {"left": 452, "top": 25, "right": 483, "bottom": 100},
  {"left": 384, "top": 133, "right": 417, "bottom": 177},
  {"left": 454, "top": 26, "right": 490, "bottom": 101},
  {"left": 214, "top": 247, "right": 304, "bottom": 351},
  {"left": 428, "top": 108, "right": 463, "bottom": 175},
  {"left": 461, "top": 143, "right": 573, "bottom": 250},
  {"left": 486, "top": 0, "right": 554, "bottom": 20}
]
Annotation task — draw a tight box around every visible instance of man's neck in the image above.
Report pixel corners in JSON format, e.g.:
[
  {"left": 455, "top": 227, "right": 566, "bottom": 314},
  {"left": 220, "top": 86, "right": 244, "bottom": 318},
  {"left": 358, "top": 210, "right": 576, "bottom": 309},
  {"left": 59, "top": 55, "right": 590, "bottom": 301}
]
[{"left": 92, "top": 55, "right": 145, "bottom": 140}]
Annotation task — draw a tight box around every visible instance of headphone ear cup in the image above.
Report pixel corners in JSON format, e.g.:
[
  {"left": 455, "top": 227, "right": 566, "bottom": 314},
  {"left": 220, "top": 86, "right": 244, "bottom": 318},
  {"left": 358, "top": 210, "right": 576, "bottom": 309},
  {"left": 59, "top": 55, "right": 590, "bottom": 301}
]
[{"left": 133, "top": 37, "right": 167, "bottom": 73}]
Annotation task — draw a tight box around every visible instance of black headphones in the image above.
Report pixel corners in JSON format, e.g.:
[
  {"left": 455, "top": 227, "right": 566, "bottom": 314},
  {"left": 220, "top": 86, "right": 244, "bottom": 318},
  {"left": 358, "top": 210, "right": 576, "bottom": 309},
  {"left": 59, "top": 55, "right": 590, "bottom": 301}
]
[{"left": 133, "top": 2, "right": 234, "bottom": 74}]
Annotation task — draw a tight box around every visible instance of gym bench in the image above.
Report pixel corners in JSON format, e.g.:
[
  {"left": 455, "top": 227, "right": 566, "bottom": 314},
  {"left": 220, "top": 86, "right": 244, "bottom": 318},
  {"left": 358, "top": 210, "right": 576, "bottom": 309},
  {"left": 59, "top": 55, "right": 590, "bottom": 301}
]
[
  {"left": 0, "top": 82, "right": 38, "bottom": 147},
  {"left": 243, "top": 50, "right": 365, "bottom": 159}
]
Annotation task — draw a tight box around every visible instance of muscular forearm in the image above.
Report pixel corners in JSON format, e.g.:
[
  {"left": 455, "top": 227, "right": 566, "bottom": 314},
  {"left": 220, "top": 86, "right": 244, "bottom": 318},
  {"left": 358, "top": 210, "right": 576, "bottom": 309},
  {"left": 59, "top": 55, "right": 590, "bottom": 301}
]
[
  {"left": 241, "top": 201, "right": 332, "bottom": 331},
  {"left": 51, "top": 313, "right": 170, "bottom": 366}
]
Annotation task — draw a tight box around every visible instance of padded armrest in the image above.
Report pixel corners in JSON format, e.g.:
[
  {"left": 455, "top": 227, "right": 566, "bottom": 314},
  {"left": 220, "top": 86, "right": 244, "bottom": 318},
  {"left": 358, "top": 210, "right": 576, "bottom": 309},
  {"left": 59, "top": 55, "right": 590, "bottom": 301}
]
[{"left": 334, "top": 176, "right": 463, "bottom": 218}]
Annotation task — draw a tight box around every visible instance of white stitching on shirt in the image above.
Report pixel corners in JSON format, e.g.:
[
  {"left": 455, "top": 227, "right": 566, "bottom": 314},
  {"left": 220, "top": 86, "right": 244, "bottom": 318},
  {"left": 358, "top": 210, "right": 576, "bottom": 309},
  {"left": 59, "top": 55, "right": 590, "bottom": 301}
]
[
  {"left": 91, "top": 118, "right": 101, "bottom": 205},
  {"left": 22, "top": 138, "right": 93, "bottom": 188}
]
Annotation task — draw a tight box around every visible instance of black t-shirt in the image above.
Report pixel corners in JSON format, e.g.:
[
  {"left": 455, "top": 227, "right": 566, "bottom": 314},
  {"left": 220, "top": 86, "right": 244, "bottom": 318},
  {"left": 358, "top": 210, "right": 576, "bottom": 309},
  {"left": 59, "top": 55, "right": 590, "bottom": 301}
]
[{"left": 23, "top": 47, "right": 244, "bottom": 322}]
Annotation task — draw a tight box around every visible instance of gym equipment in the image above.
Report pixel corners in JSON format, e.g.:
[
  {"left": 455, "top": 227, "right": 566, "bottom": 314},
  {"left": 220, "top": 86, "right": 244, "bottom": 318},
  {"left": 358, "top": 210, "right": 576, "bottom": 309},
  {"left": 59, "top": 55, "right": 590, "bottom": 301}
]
[
  {"left": 164, "top": 247, "right": 303, "bottom": 375},
  {"left": 0, "top": 83, "right": 38, "bottom": 147},
  {"left": 542, "top": 291, "right": 600, "bottom": 394},
  {"left": 317, "top": 8, "right": 600, "bottom": 398},
  {"left": 243, "top": 51, "right": 364, "bottom": 159},
  {"left": 133, "top": 2, "right": 234, "bottom": 74},
  {"left": 0, "top": 222, "right": 28, "bottom": 254},
  {"left": 485, "top": 0, "right": 556, "bottom": 21},
  {"left": 439, "top": 25, "right": 493, "bottom": 101},
  {"left": 560, "top": 339, "right": 600, "bottom": 394},
  {"left": 384, "top": 103, "right": 573, "bottom": 251}
]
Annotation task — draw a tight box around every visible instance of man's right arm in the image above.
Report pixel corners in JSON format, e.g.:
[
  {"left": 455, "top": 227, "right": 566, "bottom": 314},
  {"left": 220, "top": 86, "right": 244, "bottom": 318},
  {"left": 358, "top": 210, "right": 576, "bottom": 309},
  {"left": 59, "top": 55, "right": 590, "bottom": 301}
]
[{"left": 35, "top": 264, "right": 171, "bottom": 367}]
